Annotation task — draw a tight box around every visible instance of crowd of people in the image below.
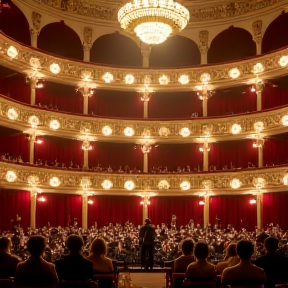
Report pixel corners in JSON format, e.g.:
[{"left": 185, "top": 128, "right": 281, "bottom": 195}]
[{"left": 0, "top": 217, "right": 288, "bottom": 287}]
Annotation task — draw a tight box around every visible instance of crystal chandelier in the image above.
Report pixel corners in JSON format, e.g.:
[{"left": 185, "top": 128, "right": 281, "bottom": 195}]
[{"left": 118, "top": 0, "right": 190, "bottom": 45}]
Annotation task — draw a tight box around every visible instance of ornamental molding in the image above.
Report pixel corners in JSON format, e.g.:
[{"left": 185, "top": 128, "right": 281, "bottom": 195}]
[
  {"left": 0, "top": 161, "right": 287, "bottom": 195},
  {"left": 28, "top": 0, "right": 287, "bottom": 23},
  {"left": 1, "top": 95, "right": 288, "bottom": 142},
  {"left": 1, "top": 32, "right": 288, "bottom": 92}
]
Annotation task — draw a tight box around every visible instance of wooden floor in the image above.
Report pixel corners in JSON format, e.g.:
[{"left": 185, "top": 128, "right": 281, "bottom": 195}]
[{"left": 118, "top": 272, "right": 166, "bottom": 288}]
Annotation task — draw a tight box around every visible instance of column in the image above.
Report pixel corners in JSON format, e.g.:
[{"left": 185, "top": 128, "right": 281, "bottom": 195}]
[
  {"left": 82, "top": 194, "right": 88, "bottom": 229},
  {"left": 256, "top": 82, "right": 264, "bottom": 111},
  {"left": 203, "top": 196, "right": 209, "bottom": 228},
  {"left": 200, "top": 49, "right": 208, "bottom": 65},
  {"left": 253, "top": 35, "right": 262, "bottom": 55},
  {"left": 141, "top": 196, "right": 150, "bottom": 224},
  {"left": 199, "top": 30, "right": 209, "bottom": 65},
  {"left": 143, "top": 101, "right": 149, "bottom": 118},
  {"left": 29, "top": 78, "right": 37, "bottom": 106},
  {"left": 83, "top": 45, "right": 91, "bottom": 62},
  {"left": 83, "top": 95, "right": 89, "bottom": 114},
  {"left": 141, "top": 42, "right": 151, "bottom": 68},
  {"left": 202, "top": 97, "right": 208, "bottom": 117},
  {"left": 256, "top": 193, "right": 263, "bottom": 229},
  {"left": 30, "top": 190, "right": 37, "bottom": 229},
  {"left": 203, "top": 143, "right": 209, "bottom": 171},
  {"left": 83, "top": 149, "right": 89, "bottom": 170},
  {"left": 258, "top": 145, "right": 263, "bottom": 168},
  {"left": 30, "top": 28, "right": 38, "bottom": 48},
  {"left": 143, "top": 152, "right": 148, "bottom": 173},
  {"left": 29, "top": 133, "right": 36, "bottom": 164}
]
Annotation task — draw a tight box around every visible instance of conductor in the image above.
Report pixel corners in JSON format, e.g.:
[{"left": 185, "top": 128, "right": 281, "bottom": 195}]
[{"left": 139, "top": 218, "right": 156, "bottom": 270}]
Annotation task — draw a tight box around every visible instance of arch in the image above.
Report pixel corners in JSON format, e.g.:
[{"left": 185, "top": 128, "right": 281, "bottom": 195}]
[
  {"left": 262, "top": 12, "right": 288, "bottom": 54},
  {"left": 208, "top": 26, "right": 256, "bottom": 63},
  {"left": 38, "top": 22, "right": 83, "bottom": 60},
  {"left": 90, "top": 32, "right": 142, "bottom": 67},
  {"left": 0, "top": 0, "right": 30, "bottom": 45},
  {"left": 149, "top": 35, "right": 201, "bottom": 67}
]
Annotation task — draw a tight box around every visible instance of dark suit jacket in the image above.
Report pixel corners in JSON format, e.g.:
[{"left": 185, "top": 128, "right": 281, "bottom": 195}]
[{"left": 56, "top": 253, "right": 94, "bottom": 281}]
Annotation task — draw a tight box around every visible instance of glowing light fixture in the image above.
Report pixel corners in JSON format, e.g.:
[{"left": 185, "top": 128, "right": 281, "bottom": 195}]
[
  {"left": 253, "top": 62, "right": 264, "bottom": 74},
  {"left": 7, "top": 46, "right": 18, "bottom": 58},
  {"left": 38, "top": 196, "right": 46, "bottom": 202},
  {"left": 250, "top": 198, "right": 257, "bottom": 204},
  {"left": 158, "top": 180, "right": 170, "bottom": 190},
  {"left": 229, "top": 68, "right": 240, "bottom": 79},
  {"left": 118, "top": 0, "right": 190, "bottom": 45},
  {"left": 254, "top": 121, "right": 264, "bottom": 132},
  {"left": 125, "top": 74, "right": 135, "bottom": 84},
  {"left": 7, "top": 108, "right": 18, "bottom": 120},
  {"left": 180, "top": 181, "right": 191, "bottom": 191},
  {"left": 124, "top": 127, "right": 135, "bottom": 137},
  {"left": 231, "top": 123, "right": 242, "bottom": 134},
  {"left": 283, "top": 174, "right": 288, "bottom": 186},
  {"left": 124, "top": 180, "right": 135, "bottom": 190},
  {"left": 49, "top": 119, "right": 60, "bottom": 130},
  {"left": 6, "top": 171, "right": 17, "bottom": 182},
  {"left": 279, "top": 56, "right": 288, "bottom": 67},
  {"left": 29, "top": 115, "right": 40, "bottom": 128},
  {"left": 102, "top": 125, "right": 113, "bottom": 136},
  {"left": 158, "top": 75, "right": 169, "bottom": 85},
  {"left": 281, "top": 115, "right": 288, "bottom": 126},
  {"left": 199, "top": 200, "right": 205, "bottom": 205},
  {"left": 178, "top": 74, "right": 190, "bottom": 85},
  {"left": 101, "top": 180, "right": 113, "bottom": 190},
  {"left": 50, "top": 63, "right": 61, "bottom": 74},
  {"left": 50, "top": 177, "right": 60, "bottom": 187},
  {"left": 102, "top": 72, "right": 114, "bottom": 83},
  {"left": 230, "top": 178, "right": 242, "bottom": 189},
  {"left": 179, "top": 127, "right": 191, "bottom": 137},
  {"left": 88, "top": 200, "right": 94, "bottom": 204}
]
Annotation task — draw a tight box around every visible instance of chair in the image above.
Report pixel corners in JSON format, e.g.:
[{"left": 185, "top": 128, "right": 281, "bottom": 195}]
[
  {"left": 163, "top": 260, "right": 174, "bottom": 288},
  {"left": 172, "top": 272, "right": 185, "bottom": 288},
  {"left": 93, "top": 273, "right": 116, "bottom": 288},
  {"left": 58, "top": 280, "right": 96, "bottom": 288},
  {"left": 0, "top": 279, "right": 14, "bottom": 288},
  {"left": 182, "top": 280, "right": 216, "bottom": 288}
]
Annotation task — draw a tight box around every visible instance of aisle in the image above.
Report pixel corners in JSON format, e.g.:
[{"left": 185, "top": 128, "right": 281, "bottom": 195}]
[{"left": 119, "top": 272, "right": 166, "bottom": 288}]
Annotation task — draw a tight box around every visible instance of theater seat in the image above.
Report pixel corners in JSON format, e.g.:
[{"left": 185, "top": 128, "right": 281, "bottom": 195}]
[
  {"left": 0, "top": 279, "right": 14, "bottom": 287},
  {"left": 172, "top": 272, "right": 185, "bottom": 288},
  {"left": 93, "top": 273, "right": 116, "bottom": 288},
  {"left": 58, "top": 280, "right": 96, "bottom": 288},
  {"left": 182, "top": 280, "right": 216, "bottom": 288}
]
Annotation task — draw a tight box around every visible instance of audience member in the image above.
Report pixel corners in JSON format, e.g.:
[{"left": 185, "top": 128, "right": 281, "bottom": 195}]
[
  {"left": 174, "top": 238, "right": 195, "bottom": 272},
  {"left": 215, "top": 243, "right": 239, "bottom": 275},
  {"left": 14, "top": 235, "right": 58, "bottom": 287},
  {"left": 186, "top": 241, "right": 216, "bottom": 281},
  {"left": 56, "top": 234, "right": 94, "bottom": 282},
  {"left": 221, "top": 240, "right": 266, "bottom": 287},
  {"left": 255, "top": 236, "right": 288, "bottom": 288},
  {"left": 0, "top": 237, "right": 21, "bottom": 279}
]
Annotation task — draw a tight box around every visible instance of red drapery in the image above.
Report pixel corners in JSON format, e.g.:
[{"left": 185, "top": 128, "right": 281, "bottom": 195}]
[
  {"left": 34, "top": 136, "right": 83, "bottom": 167},
  {"left": 89, "top": 142, "right": 143, "bottom": 171},
  {"left": 209, "top": 195, "right": 257, "bottom": 231},
  {"left": 207, "top": 86, "right": 256, "bottom": 116},
  {"left": 262, "top": 85, "right": 288, "bottom": 109},
  {"left": 36, "top": 193, "right": 82, "bottom": 228},
  {"left": 148, "top": 143, "right": 203, "bottom": 172},
  {"left": 209, "top": 140, "right": 258, "bottom": 170},
  {"left": 263, "top": 136, "right": 288, "bottom": 166},
  {"left": 89, "top": 90, "right": 143, "bottom": 118},
  {"left": 36, "top": 82, "right": 83, "bottom": 114},
  {"left": 262, "top": 192, "right": 288, "bottom": 230},
  {"left": 0, "top": 74, "right": 30, "bottom": 104},
  {"left": 0, "top": 133, "right": 29, "bottom": 162},
  {"left": 148, "top": 92, "right": 202, "bottom": 118},
  {"left": 87, "top": 195, "right": 142, "bottom": 227},
  {"left": 148, "top": 196, "right": 203, "bottom": 227},
  {"left": 0, "top": 189, "right": 30, "bottom": 232}
]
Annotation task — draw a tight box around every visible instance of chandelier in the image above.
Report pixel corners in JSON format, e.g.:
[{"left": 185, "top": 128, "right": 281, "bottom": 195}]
[{"left": 118, "top": 0, "right": 190, "bottom": 45}]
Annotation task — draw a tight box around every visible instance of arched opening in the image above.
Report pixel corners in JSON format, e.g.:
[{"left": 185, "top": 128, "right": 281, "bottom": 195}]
[
  {"left": 90, "top": 32, "right": 142, "bottom": 66},
  {"left": 150, "top": 35, "right": 201, "bottom": 67},
  {"left": 208, "top": 27, "right": 256, "bottom": 63},
  {"left": 38, "top": 22, "right": 83, "bottom": 60},
  {"left": 262, "top": 12, "right": 288, "bottom": 53}
]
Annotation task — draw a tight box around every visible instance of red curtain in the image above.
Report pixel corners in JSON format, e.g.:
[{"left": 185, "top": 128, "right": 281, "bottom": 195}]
[
  {"left": 87, "top": 195, "right": 142, "bottom": 227},
  {"left": 89, "top": 90, "right": 143, "bottom": 118},
  {"left": 148, "top": 196, "right": 203, "bottom": 227},
  {"left": 89, "top": 142, "right": 143, "bottom": 171},
  {"left": 148, "top": 92, "right": 202, "bottom": 118},
  {"left": 262, "top": 192, "right": 288, "bottom": 230},
  {"left": 209, "top": 140, "right": 258, "bottom": 170},
  {"left": 0, "top": 189, "right": 30, "bottom": 232},
  {"left": 34, "top": 136, "right": 83, "bottom": 167},
  {"left": 207, "top": 86, "right": 256, "bottom": 116},
  {"left": 36, "top": 193, "right": 82, "bottom": 228},
  {"left": 209, "top": 195, "right": 257, "bottom": 231},
  {"left": 148, "top": 143, "right": 202, "bottom": 172},
  {"left": 262, "top": 85, "right": 288, "bottom": 109},
  {"left": 263, "top": 136, "right": 288, "bottom": 166},
  {"left": 36, "top": 82, "right": 83, "bottom": 114},
  {"left": 0, "top": 74, "right": 30, "bottom": 104},
  {"left": 0, "top": 133, "right": 29, "bottom": 162}
]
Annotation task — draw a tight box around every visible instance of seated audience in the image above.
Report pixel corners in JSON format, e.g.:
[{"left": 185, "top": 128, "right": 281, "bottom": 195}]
[
  {"left": 216, "top": 243, "right": 239, "bottom": 275},
  {"left": 56, "top": 234, "right": 94, "bottom": 282},
  {"left": 221, "top": 240, "right": 266, "bottom": 287},
  {"left": 186, "top": 241, "right": 216, "bottom": 281},
  {"left": 14, "top": 235, "right": 58, "bottom": 287},
  {"left": 255, "top": 236, "right": 288, "bottom": 288},
  {"left": 174, "top": 238, "right": 195, "bottom": 272},
  {"left": 0, "top": 237, "right": 21, "bottom": 279}
]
